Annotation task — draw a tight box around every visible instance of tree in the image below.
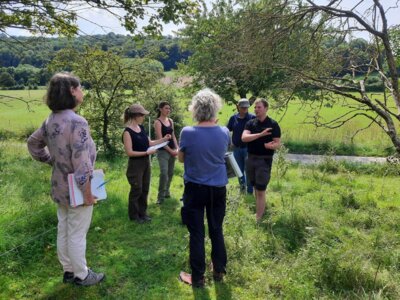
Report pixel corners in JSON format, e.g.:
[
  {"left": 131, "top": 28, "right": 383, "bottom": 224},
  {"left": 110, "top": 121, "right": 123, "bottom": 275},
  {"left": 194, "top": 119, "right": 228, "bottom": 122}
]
[
  {"left": 181, "top": 0, "right": 315, "bottom": 103},
  {"left": 183, "top": 0, "right": 400, "bottom": 155},
  {"left": 0, "top": 0, "right": 199, "bottom": 36},
  {"left": 1, "top": 0, "right": 200, "bottom": 106},
  {"left": 0, "top": 71, "right": 15, "bottom": 87},
  {"left": 288, "top": 0, "right": 400, "bottom": 155},
  {"left": 50, "top": 48, "right": 165, "bottom": 154}
]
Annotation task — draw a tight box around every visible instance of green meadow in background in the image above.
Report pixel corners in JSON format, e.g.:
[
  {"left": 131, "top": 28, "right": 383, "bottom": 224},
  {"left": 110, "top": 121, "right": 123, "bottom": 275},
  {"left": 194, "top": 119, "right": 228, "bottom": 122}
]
[{"left": 1, "top": 89, "right": 394, "bottom": 156}]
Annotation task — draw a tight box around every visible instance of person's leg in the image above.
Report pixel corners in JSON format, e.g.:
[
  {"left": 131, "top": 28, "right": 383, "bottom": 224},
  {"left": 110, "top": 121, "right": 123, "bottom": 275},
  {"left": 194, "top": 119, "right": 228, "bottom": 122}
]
[
  {"left": 254, "top": 157, "right": 272, "bottom": 221},
  {"left": 139, "top": 157, "right": 151, "bottom": 218},
  {"left": 206, "top": 186, "right": 227, "bottom": 276},
  {"left": 243, "top": 150, "right": 253, "bottom": 194},
  {"left": 57, "top": 205, "right": 73, "bottom": 274},
  {"left": 246, "top": 155, "right": 256, "bottom": 196},
  {"left": 182, "top": 182, "right": 207, "bottom": 283},
  {"left": 255, "top": 189, "right": 266, "bottom": 221},
  {"left": 165, "top": 155, "right": 175, "bottom": 198},
  {"left": 157, "top": 150, "right": 169, "bottom": 203},
  {"left": 66, "top": 205, "right": 93, "bottom": 280},
  {"left": 126, "top": 159, "right": 144, "bottom": 221}
]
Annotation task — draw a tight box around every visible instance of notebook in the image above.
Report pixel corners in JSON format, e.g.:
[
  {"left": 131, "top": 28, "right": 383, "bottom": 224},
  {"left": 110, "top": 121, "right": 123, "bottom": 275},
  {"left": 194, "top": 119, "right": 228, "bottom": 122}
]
[{"left": 68, "top": 169, "right": 107, "bottom": 207}]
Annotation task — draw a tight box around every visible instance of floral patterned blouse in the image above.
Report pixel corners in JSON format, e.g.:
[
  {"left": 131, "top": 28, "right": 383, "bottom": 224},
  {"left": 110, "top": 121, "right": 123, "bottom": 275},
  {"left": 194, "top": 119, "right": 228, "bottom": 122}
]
[{"left": 27, "top": 109, "right": 96, "bottom": 207}]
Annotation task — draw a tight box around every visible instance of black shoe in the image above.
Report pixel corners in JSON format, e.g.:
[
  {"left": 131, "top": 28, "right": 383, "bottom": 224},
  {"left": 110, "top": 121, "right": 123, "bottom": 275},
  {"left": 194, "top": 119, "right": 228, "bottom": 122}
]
[
  {"left": 142, "top": 215, "right": 152, "bottom": 222},
  {"left": 63, "top": 271, "right": 74, "bottom": 284}
]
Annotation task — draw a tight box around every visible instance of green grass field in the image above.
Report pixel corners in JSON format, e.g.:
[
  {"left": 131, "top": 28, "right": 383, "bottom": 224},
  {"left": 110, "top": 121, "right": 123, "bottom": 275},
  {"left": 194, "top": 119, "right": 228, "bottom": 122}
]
[
  {"left": 217, "top": 98, "right": 394, "bottom": 157},
  {"left": 0, "top": 89, "right": 396, "bottom": 156},
  {"left": 0, "top": 90, "right": 49, "bottom": 138},
  {"left": 2, "top": 142, "right": 400, "bottom": 299},
  {"left": 2, "top": 88, "right": 400, "bottom": 298}
]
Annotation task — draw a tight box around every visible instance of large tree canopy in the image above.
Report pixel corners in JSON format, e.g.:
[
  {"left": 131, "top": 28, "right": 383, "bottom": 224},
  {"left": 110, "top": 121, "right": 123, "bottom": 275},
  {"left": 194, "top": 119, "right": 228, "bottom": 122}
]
[
  {"left": 182, "top": 0, "right": 400, "bottom": 155},
  {"left": 0, "top": 0, "right": 199, "bottom": 36}
]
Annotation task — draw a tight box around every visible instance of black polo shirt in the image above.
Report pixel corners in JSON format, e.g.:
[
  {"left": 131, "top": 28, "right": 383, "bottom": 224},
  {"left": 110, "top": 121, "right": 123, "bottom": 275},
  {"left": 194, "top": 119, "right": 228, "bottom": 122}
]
[{"left": 245, "top": 116, "right": 281, "bottom": 156}]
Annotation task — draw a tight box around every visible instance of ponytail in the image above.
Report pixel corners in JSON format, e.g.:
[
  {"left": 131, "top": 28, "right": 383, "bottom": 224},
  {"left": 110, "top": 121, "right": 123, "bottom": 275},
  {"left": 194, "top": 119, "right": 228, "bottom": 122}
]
[{"left": 157, "top": 101, "right": 170, "bottom": 118}]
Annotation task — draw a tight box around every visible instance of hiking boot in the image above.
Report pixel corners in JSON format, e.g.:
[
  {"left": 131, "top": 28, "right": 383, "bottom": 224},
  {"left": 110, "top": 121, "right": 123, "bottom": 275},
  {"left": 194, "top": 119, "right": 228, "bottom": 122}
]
[
  {"left": 63, "top": 271, "right": 74, "bottom": 284},
  {"left": 74, "top": 269, "right": 105, "bottom": 286}
]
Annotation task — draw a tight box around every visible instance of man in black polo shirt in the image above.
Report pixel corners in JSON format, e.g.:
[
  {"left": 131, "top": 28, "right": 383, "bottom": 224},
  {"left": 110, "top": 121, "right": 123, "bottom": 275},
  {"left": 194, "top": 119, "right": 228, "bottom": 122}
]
[
  {"left": 227, "top": 98, "right": 255, "bottom": 194},
  {"left": 242, "top": 98, "right": 281, "bottom": 221}
]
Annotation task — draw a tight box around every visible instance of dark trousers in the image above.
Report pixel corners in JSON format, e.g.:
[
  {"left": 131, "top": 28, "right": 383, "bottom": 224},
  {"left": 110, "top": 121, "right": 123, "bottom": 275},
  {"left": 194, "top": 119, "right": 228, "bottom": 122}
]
[
  {"left": 181, "top": 182, "right": 227, "bottom": 282},
  {"left": 126, "top": 157, "right": 150, "bottom": 220}
]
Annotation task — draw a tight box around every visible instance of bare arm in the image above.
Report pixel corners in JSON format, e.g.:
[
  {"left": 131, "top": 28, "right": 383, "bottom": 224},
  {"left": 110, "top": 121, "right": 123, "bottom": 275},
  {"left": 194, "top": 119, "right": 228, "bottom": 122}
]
[
  {"left": 154, "top": 119, "right": 177, "bottom": 156},
  {"left": 241, "top": 128, "right": 272, "bottom": 143},
  {"left": 178, "top": 150, "right": 184, "bottom": 163},
  {"left": 264, "top": 137, "right": 281, "bottom": 150},
  {"left": 123, "top": 131, "right": 154, "bottom": 157}
]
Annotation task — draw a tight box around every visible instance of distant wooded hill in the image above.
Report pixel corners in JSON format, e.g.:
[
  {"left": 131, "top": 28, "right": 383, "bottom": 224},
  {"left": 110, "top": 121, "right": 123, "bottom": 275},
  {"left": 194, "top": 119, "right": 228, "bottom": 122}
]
[{"left": 0, "top": 33, "right": 191, "bottom": 89}]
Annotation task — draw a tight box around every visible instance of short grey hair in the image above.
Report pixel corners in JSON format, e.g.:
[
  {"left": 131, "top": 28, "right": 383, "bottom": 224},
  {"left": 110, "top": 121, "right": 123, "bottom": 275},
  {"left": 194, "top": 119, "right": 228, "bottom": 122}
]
[{"left": 189, "top": 88, "right": 222, "bottom": 122}]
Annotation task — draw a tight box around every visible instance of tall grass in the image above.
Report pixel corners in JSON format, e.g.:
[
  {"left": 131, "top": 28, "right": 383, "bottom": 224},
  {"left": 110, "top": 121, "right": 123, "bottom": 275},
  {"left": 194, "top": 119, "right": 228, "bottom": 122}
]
[
  {"left": 2, "top": 142, "right": 400, "bottom": 299},
  {"left": 217, "top": 99, "right": 394, "bottom": 156}
]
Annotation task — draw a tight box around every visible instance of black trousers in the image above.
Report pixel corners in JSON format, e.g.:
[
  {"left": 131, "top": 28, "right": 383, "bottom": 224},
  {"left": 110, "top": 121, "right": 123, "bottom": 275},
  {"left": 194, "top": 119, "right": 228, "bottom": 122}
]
[
  {"left": 181, "top": 181, "right": 227, "bottom": 282},
  {"left": 126, "top": 156, "right": 150, "bottom": 220}
]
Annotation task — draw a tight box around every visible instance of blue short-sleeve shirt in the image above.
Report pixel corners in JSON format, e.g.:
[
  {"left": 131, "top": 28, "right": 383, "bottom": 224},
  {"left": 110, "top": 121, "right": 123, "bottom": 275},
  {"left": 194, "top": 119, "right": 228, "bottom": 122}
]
[{"left": 179, "top": 126, "right": 230, "bottom": 186}]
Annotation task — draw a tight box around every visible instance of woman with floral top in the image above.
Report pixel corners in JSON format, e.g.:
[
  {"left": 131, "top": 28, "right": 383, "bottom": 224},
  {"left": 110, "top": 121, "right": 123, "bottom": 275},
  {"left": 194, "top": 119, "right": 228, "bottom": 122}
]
[{"left": 27, "top": 72, "right": 104, "bottom": 286}]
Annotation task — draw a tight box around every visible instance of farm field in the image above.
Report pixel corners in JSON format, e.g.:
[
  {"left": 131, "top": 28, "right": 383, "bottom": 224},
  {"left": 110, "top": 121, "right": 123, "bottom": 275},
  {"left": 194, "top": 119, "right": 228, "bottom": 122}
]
[
  {"left": 1, "top": 141, "right": 400, "bottom": 299},
  {"left": 1, "top": 89, "right": 396, "bottom": 156}
]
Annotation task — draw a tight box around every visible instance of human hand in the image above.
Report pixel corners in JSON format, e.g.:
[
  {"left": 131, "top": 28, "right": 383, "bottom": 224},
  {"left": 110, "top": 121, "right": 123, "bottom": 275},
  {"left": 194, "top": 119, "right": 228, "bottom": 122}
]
[
  {"left": 147, "top": 148, "right": 157, "bottom": 155},
  {"left": 264, "top": 141, "right": 275, "bottom": 150},
  {"left": 260, "top": 128, "right": 272, "bottom": 137},
  {"left": 164, "top": 134, "right": 172, "bottom": 141},
  {"left": 170, "top": 149, "right": 178, "bottom": 157},
  {"left": 84, "top": 194, "right": 97, "bottom": 206}
]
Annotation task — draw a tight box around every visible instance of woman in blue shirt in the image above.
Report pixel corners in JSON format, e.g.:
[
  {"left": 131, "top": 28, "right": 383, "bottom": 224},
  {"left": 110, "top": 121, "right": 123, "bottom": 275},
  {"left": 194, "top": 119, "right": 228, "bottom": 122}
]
[{"left": 178, "top": 89, "right": 230, "bottom": 288}]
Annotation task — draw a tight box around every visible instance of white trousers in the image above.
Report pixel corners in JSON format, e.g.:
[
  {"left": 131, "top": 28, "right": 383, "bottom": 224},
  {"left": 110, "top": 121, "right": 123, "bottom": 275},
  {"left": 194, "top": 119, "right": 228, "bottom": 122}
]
[{"left": 57, "top": 204, "right": 93, "bottom": 280}]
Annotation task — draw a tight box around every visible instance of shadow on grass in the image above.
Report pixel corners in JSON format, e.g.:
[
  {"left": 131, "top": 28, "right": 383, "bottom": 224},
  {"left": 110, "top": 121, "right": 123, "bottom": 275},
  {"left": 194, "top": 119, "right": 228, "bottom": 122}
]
[
  {"left": 215, "top": 281, "right": 232, "bottom": 300},
  {"left": 192, "top": 286, "right": 211, "bottom": 300}
]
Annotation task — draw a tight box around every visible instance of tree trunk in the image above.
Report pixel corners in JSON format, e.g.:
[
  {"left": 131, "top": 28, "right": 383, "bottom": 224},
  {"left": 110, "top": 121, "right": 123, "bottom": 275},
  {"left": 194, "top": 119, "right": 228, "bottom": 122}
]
[{"left": 102, "top": 111, "right": 111, "bottom": 154}]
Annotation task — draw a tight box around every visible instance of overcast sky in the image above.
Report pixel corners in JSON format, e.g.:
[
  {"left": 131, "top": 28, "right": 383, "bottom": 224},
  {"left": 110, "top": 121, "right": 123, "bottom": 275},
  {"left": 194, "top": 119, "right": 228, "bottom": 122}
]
[{"left": 5, "top": 0, "right": 400, "bottom": 38}]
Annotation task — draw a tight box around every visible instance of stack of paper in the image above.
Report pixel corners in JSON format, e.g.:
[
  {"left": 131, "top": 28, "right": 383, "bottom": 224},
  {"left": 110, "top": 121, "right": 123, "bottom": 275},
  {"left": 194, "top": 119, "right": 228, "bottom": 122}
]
[{"left": 68, "top": 169, "right": 107, "bottom": 207}]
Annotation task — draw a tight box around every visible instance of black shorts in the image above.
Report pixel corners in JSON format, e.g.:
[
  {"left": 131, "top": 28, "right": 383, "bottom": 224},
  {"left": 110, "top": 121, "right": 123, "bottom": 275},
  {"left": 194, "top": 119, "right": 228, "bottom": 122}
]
[{"left": 246, "top": 154, "right": 273, "bottom": 191}]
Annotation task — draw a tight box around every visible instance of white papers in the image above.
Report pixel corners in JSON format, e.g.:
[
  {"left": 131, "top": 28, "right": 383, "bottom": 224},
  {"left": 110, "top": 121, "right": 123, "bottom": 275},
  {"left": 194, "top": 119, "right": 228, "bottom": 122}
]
[
  {"left": 68, "top": 169, "right": 107, "bottom": 207},
  {"left": 225, "top": 152, "right": 243, "bottom": 178},
  {"left": 147, "top": 141, "right": 169, "bottom": 151}
]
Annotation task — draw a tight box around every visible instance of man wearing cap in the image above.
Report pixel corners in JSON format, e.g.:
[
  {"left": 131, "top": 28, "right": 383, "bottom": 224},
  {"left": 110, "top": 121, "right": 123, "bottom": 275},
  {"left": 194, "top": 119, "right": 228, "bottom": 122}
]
[
  {"left": 242, "top": 98, "right": 281, "bottom": 221},
  {"left": 227, "top": 98, "right": 255, "bottom": 194}
]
